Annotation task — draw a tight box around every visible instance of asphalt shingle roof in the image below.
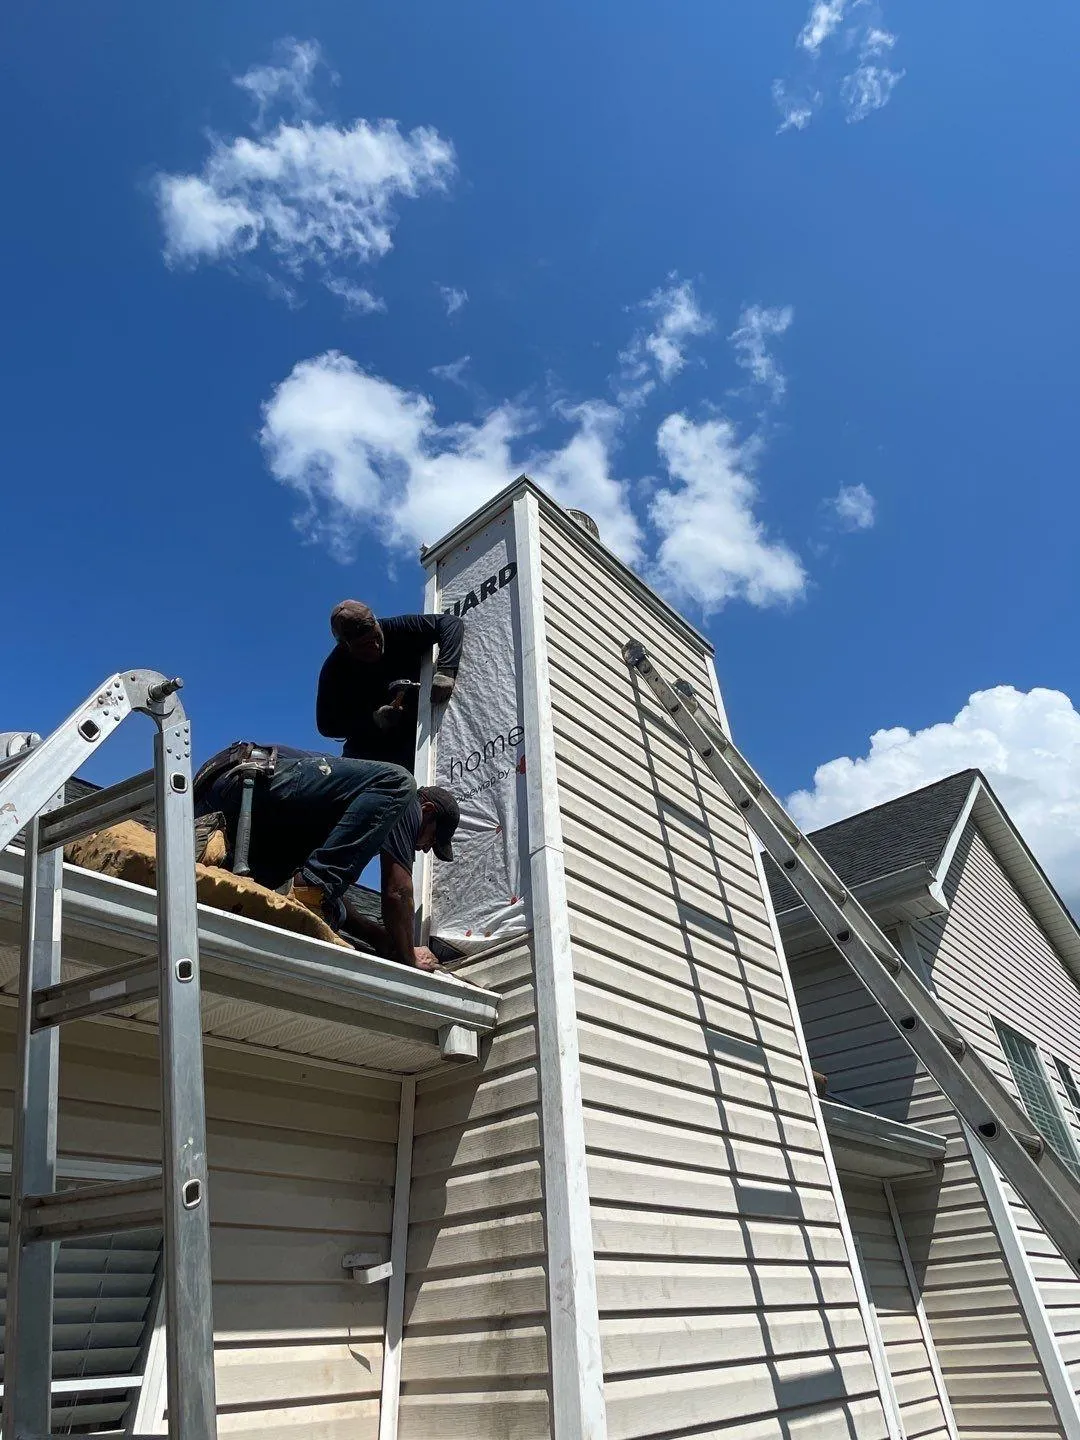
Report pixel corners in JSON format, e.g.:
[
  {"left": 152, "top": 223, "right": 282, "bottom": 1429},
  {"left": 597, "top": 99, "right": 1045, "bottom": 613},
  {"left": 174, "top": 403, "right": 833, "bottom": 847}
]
[{"left": 765, "top": 769, "right": 980, "bottom": 915}]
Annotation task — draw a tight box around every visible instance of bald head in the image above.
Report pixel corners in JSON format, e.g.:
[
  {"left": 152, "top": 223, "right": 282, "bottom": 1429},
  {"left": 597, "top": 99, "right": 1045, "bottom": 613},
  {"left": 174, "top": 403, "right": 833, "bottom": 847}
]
[{"left": 331, "top": 600, "right": 384, "bottom": 662}]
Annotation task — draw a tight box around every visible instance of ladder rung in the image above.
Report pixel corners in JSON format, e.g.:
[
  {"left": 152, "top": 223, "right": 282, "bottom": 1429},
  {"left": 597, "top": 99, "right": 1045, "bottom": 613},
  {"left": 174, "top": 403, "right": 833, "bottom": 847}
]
[
  {"left": 977, "top": 1121, "right": 1047, "bottom": 1161},
  {"left": 33, "top": 956, "right": 159, "bottom": 1029},
  {"left": 22, "top": 1174, "right": 163, "bottom": 1242},
  {"left": 903, "top": 1018, "right": 967, "bottom": 1060},
  {"left": 37, "top": 770, "right": 155, "bottom": 851}
]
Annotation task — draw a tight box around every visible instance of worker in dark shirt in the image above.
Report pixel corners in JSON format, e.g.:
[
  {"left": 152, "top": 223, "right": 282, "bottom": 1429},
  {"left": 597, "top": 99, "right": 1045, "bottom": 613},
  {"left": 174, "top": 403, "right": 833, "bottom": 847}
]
[
  {"left": 316, "top": 600, "right": 465, "bottom": 771},
  {"left": 342, "top": 785, "right": 461, "bottom": 973}
]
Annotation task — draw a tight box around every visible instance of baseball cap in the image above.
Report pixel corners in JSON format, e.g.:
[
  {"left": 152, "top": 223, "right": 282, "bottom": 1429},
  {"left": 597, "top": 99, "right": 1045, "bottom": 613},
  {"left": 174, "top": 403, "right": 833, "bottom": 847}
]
[{"left": 421, "top": 786, "right": 460, "bottom": 861}]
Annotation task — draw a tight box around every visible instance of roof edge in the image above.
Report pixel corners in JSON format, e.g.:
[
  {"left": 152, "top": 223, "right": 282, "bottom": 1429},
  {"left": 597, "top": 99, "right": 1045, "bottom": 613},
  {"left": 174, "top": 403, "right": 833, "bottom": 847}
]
[
  {"left": 419, "top": 475, "right": 714, "bottom": 656},
  {"left": 944, "top": 775, "right": 1080, "bottom": 977}
]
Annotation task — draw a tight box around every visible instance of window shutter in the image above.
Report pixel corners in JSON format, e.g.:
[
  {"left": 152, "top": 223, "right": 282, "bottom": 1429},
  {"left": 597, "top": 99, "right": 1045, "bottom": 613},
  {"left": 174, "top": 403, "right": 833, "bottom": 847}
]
[{"left": 0, "top": 1171, "right": 162, "bottom": 1434}]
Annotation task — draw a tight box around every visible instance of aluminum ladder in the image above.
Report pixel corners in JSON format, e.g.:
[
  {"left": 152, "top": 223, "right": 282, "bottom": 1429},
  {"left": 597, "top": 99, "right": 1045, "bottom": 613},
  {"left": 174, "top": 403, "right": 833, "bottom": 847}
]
[
  {"left": 0, "top": 673, "right": 217, "bottom": 1438},
  {"left": 622, "top": 639, "right": 1080, "bottom": 1283}
]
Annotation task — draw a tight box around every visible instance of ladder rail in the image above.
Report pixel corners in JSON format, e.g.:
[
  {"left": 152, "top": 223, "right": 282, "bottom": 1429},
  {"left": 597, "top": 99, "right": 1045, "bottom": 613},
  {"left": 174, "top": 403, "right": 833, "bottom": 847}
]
[
  {"left": 3, "top": 802, "right": 63, "bottom": 1440},
  {"left": 155, "top": 714, "right": 217, "bottom": 1436},
  {"left": 623, "top": 640, "right": 1080, "bottom": 1281},
  {"left": 0, "top": 672, "right": 218, "bottom": 1440}
]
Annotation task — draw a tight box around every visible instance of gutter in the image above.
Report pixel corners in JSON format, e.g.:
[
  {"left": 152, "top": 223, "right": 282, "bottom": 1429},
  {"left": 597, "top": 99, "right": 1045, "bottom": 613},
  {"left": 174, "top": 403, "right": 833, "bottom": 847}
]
[
  {"left": 774, "top": 860, "right": 947, "bottom": 957},
  {"left": 0, "top": 850, "right": 499, "bottom": 1048}
]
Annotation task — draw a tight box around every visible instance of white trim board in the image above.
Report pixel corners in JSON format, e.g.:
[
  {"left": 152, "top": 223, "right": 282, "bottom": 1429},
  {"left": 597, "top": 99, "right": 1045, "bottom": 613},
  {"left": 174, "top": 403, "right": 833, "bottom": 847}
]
[
  {"left": 882, "top": 1180, "right": 962, "bottom": 1440},
  {"left": 378, "top": 1077, "right": 415, "bottom": 1440},
  {"left": 512, "top": 491, "right": 607, "bottom": 1440},
  {"left": 966, "top": 1123, "right": 1080, "bottom": 1439}
]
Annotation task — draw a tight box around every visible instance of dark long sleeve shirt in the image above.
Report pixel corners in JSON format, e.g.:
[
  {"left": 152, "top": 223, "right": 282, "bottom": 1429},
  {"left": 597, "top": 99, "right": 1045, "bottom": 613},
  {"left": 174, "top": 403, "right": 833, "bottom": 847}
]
[{"left": 316, "top": 612, "right": 465, "bottom": 769}]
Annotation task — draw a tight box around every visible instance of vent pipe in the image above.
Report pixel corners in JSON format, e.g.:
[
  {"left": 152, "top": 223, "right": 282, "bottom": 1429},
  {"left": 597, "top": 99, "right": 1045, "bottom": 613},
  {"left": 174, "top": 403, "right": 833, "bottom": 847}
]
[{"left": 566, "top": 509, "right": 599, "bottom": 540}]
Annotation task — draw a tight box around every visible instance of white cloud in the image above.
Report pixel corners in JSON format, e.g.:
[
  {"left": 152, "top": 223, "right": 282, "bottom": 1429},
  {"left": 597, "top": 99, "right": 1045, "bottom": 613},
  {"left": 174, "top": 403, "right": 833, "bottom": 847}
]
[
  {"left": 234, "top": 37, "right": 323, "bottom": 128},
  {"left": 863, "top": 27, "right": 897, "bottom": 55},
  {"left": 155, "top": 176, "right": 260, "bottom": 261},
  {"left": 772, "top": 81, "right": 817, "bottom": 134},
  {"left": 325, "top": 279, "right": 385, "bottom": 313},
  {"left": 830, "top": 482, "right": 876, "bottom": 530},
  {"left": 154, "top": 40, "right": 455, "bottom": 308},
  {"left": 649, "top": 414, "right": 806, "bottom": 613},
  {"left": 842, "top": 64, "right": 905, "bottom": 123},
  {"left": 431, "top": 355, "right": 471, "bottom": 385},
  {"left": 787, "top": 687, "right": 1080, "bottom": 909},
  {"left": 729, "top": 304, "right": 794, "bottom": 401},
  {"left": 438, "top": 284, "right": 468, "bottom": 316},
  {"left": 618, "top": 278, "right": 713, "bottom": 404},
  {"left": 777, "top": 2, "right": 902, "bottom": 130},
  {"left": 259, "top": 351, "right": 642, "bottom": 562},
  {"left": 799, "top": 0, "right": 849, "bottom": 56}
]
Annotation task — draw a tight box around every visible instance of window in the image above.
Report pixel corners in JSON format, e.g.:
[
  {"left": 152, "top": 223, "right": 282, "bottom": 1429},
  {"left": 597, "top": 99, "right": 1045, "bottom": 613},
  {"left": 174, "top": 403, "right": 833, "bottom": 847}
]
[
  {"left": 1053, "top": 1056, "right": 1080, "bottom": 1125},
  {"left": 994, "top": 1020, "right": 1080, "bottom": 1171},
  {"left": 0, "top": 1156, "right": 163, "bottom": 1435}
]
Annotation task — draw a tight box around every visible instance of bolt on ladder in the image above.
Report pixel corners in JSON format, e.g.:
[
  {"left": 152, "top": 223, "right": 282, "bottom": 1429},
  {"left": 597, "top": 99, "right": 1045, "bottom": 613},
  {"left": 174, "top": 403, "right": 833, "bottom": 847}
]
[
  {"left": 0, "top": 673, "right": 217, "bottom": 1439},
  {"left": 622, "top": 639, "right": 1080, "bottom": 1283}
]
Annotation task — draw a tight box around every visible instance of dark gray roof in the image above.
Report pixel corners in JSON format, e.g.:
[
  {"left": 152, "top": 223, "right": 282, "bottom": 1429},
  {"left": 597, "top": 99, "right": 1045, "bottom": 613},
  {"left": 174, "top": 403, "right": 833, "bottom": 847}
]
[{"left": 765, "top": 769, "right": 979, "bottom": 915}]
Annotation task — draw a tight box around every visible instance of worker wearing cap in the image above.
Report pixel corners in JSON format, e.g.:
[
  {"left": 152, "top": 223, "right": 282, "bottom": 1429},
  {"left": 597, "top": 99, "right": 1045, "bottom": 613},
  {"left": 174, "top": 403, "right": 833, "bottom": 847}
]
[
  {"left": 193, "top": 743, "right": 459, "bottom": 972},
  {"left": 317, "top": 601, "right": 465, "bottom": 771},
  {"left": 342, "top": 784, "right": 461, "bottom": 973}
]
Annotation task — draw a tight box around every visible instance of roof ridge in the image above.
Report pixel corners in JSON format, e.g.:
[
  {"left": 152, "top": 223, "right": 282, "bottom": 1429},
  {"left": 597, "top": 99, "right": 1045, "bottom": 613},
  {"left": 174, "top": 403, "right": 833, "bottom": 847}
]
[{"left": 803, "top": 767, "right": 980, "bottom": 841}]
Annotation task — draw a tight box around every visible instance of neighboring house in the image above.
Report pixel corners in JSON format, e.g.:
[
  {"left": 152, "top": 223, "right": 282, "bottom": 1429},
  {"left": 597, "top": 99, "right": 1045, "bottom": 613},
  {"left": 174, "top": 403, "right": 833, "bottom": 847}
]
[{"left": 769, "top": 772, "right": 1080, "bottom": 1439}]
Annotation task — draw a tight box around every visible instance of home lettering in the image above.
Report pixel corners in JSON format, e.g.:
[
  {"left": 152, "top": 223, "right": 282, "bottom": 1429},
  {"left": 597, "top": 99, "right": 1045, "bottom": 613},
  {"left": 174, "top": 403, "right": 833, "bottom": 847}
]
[{"left": 449, "top": 723, "right": 525, "bottom": 783}]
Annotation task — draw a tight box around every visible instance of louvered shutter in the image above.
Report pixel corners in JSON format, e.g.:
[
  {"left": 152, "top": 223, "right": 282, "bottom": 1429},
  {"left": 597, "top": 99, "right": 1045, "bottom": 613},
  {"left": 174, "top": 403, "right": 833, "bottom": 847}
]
[{"left": 0, "top": 1170, "right": 162, "bottom": 1435}]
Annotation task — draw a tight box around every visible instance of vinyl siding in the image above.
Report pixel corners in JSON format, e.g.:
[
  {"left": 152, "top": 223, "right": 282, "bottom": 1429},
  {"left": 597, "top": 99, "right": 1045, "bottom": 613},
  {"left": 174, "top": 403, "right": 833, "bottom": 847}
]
[
  {"left": 400, "top": 936, "right": 551, "bottom": 1440},
  {"left": 0, "top": 1004, "right": 394, "bottom": 1439},
  {"left": 913, "top": 819, "right": 1080, "bottom": 1406},
  {"left": 841, "top": 1175, "right": 954, "bottom": 1440},
  {"left": 538, "top": 511, "right": 892, "bottom": 1440},
  {"left": 789, "top": 931, "right": 1068, "bottom": 1437}
]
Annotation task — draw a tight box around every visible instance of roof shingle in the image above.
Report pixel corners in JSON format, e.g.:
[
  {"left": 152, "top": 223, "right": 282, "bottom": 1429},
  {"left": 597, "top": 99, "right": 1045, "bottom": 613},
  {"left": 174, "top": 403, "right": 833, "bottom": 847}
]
[{"left": 765, "top": 769, "right": 979, "bottom": 914}]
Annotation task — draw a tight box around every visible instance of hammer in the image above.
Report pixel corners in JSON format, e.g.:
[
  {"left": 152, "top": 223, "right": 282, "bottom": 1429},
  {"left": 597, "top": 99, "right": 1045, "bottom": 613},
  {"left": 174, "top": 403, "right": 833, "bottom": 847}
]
[{"left": 374, "top": 679, "right": 421, "bottom": 731}]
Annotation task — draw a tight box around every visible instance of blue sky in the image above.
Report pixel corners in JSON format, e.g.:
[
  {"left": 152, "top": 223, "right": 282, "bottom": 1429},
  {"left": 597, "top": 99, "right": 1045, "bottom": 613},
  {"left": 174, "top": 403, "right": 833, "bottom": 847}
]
[{"left": 4, "top": 3, "right": 1080, "bottom": 901}]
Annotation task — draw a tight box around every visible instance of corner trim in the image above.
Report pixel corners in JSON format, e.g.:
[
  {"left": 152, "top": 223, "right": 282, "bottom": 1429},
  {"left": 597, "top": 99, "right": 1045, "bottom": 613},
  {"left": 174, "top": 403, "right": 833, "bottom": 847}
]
[
  {"left": 966, "top": 1124, "right": 1080, "bottom": 1440},
  {"left": 513, "top": 491, "right": 607, "bottom": 1440},
  {"left": 413, "top": 565, "right": 441, "bottom": 944}
]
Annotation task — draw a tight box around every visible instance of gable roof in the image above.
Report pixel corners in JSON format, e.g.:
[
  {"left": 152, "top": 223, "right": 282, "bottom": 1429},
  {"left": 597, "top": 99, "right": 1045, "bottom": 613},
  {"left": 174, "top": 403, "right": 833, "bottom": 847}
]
[
  {"left": 766, "top": 769, "right": 979, "bottom": 915},
  {"left": 765, "top": 767, "right": 1080, "bottom": 981}
]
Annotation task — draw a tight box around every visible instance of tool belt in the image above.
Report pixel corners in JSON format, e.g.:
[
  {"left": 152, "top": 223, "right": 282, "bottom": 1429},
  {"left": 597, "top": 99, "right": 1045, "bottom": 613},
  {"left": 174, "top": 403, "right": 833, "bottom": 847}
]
[{"left": 193, "top": 742, "right": 278, "bottom": 801}]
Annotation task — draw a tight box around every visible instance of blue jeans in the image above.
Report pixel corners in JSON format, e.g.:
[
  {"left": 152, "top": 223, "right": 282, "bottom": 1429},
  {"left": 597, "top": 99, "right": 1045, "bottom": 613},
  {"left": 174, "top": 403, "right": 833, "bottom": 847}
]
[{"left": 208, "top": 752, "right": 415, "bottom": 903}]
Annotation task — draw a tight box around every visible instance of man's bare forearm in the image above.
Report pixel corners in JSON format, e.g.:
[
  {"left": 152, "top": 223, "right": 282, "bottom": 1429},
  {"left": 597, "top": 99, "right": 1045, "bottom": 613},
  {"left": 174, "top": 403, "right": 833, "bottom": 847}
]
[{"left": 382, "top": 885, "right": 417, "bottom": 967}]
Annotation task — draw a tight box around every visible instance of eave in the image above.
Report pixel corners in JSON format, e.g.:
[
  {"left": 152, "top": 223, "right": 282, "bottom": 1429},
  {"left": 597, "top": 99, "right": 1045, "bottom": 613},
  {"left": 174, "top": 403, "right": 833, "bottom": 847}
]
[{"left": 0, "top": 850, "right": 500, "bottom": 1077}]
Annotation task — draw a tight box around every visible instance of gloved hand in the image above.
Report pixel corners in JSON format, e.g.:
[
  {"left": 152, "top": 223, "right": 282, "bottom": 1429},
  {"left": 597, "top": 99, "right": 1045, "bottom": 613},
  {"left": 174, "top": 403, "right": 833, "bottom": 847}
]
[{"left": 431, "top": 672, "right": 456, "bottom": 705}]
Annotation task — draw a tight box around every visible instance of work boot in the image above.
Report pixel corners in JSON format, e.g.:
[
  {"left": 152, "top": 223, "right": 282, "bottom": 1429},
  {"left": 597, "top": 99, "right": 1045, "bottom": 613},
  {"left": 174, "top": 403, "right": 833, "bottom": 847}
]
[{"left": 291, "top": 875, "right": 346, "bottom": 933}]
